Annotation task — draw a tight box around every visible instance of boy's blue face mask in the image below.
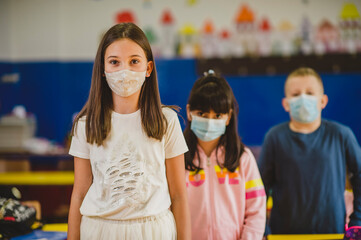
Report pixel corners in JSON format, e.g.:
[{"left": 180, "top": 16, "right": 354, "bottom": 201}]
[
  {"left": 190, "top": 115, "right": 227, "bottom": 142},
  {"left": 288, "top": 94, "right": 319, "bottom": 123}
]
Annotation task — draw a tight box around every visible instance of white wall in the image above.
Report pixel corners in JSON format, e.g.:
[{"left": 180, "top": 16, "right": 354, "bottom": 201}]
[
  {"left": 1, "top": 0, "right": 360, "bottom": 61},
  {"left": 9, "top": 0, "right": 61, "bottom": 61},
  {"left": 0, "top": 1, "right": 11, "bottom": 60}
]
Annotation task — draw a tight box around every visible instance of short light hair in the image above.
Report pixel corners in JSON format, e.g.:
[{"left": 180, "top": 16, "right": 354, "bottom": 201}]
[{"left": 285, "top": 67, "right": 324, "bottom": 95}]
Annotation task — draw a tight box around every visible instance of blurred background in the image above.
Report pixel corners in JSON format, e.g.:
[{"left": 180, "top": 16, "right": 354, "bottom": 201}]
[{"left": 0, "top": 0, "right": 360, "bottom": 225}]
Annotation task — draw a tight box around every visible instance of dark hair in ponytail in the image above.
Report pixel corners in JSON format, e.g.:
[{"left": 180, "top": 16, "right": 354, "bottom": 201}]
[{"left": 184, "top": 72, "right": 245, "bottom": 172}]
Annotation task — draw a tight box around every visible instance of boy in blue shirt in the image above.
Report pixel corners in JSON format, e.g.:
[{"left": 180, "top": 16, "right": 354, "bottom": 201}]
[{"left": 259, "top": 67, "right": 361, "bottom": 235}]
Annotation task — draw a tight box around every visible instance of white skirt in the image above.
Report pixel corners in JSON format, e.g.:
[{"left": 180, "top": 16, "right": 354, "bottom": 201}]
[{"left": 80, "top": 210, "right": 176, "bottom": 240}]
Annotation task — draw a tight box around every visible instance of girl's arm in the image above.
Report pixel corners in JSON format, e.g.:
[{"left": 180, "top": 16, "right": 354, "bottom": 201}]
[
  {"left": 166, "top": 154, "right": 191, "bottom": 240},
  {"left": 67, "top": 157, "right": 93, "bottom": 240},
  {"left": 242, "top": 149, "right": 267, "bottom": 240}
]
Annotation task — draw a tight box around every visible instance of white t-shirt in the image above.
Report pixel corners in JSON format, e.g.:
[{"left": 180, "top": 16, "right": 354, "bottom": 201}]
[{"left": 69, "top": 107, "right": 188, "bottom": 220}]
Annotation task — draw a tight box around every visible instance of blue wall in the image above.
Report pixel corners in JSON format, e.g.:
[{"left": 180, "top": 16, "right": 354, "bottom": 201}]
[{"left": 1, "top": 60, "right": 361, "bottom": 146}]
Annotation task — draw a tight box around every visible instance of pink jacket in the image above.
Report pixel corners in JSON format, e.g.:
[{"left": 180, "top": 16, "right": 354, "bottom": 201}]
[{"left": 186, "top": 146, "right": 266, "bottom": 240}]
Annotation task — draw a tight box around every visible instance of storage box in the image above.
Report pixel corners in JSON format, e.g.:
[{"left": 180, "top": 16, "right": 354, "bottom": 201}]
[{"left": 0, "top": 115, "right": 36, "bottom": 152}]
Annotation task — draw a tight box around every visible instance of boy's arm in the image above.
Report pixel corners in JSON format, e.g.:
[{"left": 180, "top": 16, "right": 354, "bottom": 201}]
[
  {"left": 344, "top": 128, "right": 361, "bottom": 226},
  {"left": 67, "top": 157, "right": 93, "bottom": 240},
  {"left": 241, "top": 150, "right": 267, "bottom": 240},
  {"left": 166, "top": 154, "right": 191, "bottom": 240},
  {"left": 258, "top": 133, "right": 275, "bottom": 198},
  {"left": 258, "top": 133, "right": 276, "bottom": 237}
]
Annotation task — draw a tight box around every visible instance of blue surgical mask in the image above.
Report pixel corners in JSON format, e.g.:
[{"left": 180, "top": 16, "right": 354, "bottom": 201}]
[
  {"left": 288, "top": 94, "right": 320, "bottom": 123},
  {"left": 190, "top": 115, "right": 227, "bottom": 141}
]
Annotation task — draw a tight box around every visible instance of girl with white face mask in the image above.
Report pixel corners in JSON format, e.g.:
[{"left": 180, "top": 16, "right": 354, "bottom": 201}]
[
  {"left": 184, "top": 71, "right": 266, "bottom": 240},
  {"left": 68, "top": 23, "right": 191, "bottom": 240}
]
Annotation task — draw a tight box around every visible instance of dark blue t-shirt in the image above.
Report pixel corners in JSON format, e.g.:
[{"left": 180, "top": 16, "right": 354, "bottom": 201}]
[{"left": 259, "top": 119, "right": 361, "bottom": 234}]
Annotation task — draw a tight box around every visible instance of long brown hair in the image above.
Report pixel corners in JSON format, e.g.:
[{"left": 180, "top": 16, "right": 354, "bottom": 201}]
[
  {"left": 184, "top": 73, "right": 245, "bottom": 172},
  {"left": 71, "top": 23, "right": 167, "bottom": 145}
]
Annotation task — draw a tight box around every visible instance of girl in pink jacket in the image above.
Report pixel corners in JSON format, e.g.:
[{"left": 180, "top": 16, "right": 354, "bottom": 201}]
[{"left": 184, "top": 70, "right": 266, "bottom": 240}]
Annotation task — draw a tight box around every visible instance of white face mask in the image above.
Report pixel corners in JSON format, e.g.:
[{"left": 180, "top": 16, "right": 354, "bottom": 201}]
[
  {"left": 104, "top": 69, "right": 147, "bottom": 97},
  {"left": 190, "top": 115, "right": 227, "bottom": 142},
  {"left": 288, "top": 94, "right": 320, "bottom": 123}
]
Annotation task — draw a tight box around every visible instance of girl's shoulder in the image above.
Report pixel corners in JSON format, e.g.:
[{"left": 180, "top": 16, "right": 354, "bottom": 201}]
[
  {"left": 75, "top": 115, "right": 87, "bottom": 126},
  {"left": 78, "top": 115, "right": 87, "bottom": 122},
  {"left": 240, "top": 147, "right": 257, "bottom": 165},
  {"left": 242, "top": 146, "right": 253, "bottom": 157},
  {"left": 71, "top": 115, "right": 87, "bottom": 137},
  {"left": 73, "top": 115, "right": 87, "bottom": 131},
  {"left": 161, "top": 106, "right": 179, "bottom": 121}
]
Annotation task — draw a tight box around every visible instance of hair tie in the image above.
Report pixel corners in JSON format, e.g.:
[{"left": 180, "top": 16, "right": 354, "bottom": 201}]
[{"left": 203, "top": 69, "right": 215, "bottom": 76}]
